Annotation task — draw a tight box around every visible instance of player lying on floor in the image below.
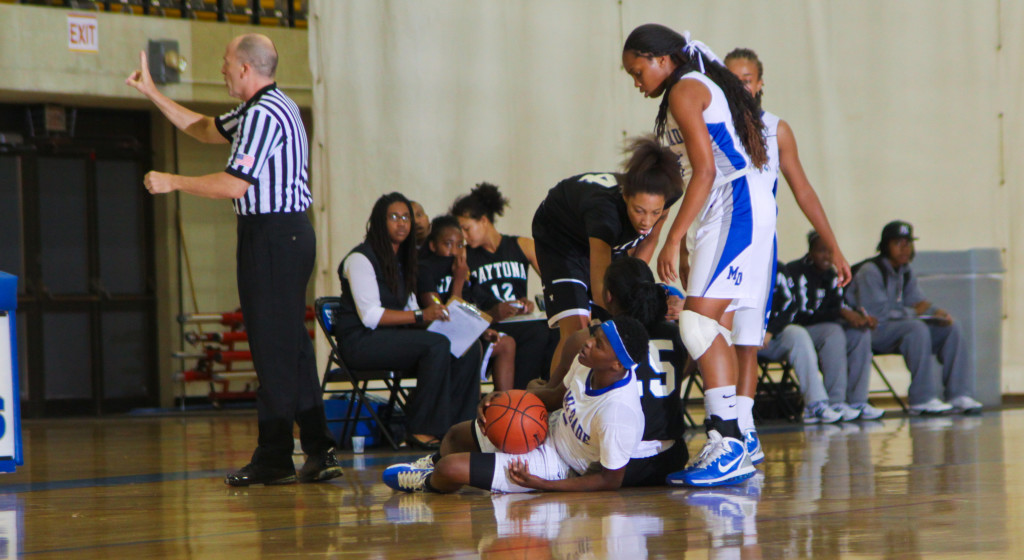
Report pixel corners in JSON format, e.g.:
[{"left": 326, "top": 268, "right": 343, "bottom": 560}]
[{"left": 381, "top": 316, "right": 649, "bottom": 493}]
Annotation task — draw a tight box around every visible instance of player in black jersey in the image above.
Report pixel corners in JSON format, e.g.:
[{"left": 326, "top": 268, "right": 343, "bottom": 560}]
[
  {"left": 532, "top": 136, "right": 683, "bottom": 375},
  {"left": 416, "top": 214, "right": 516, "bottom": 392},
  {"left": 453, "top": 183, "right": 555, "bottom": 389}
]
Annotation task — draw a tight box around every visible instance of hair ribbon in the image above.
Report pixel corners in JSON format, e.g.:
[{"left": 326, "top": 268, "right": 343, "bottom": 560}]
[{"left": 682, "top": 30, "right": 722, "bottom": 74}]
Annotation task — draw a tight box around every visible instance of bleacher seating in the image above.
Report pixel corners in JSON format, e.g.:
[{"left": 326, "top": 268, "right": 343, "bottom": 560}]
[{"left": 6, "top": 0, "right": 307, "bottom": 27}]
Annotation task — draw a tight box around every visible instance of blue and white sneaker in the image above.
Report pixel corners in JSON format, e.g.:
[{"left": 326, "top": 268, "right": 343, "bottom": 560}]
[
  {"left": 667, "top": 430, "right": 755, "bottom": 487},
  {"left": 382, "top": 465, "right": 433, "bottom": 493},
  {"left": 743, "top": 429, "right": 764, "bottom": 466}
]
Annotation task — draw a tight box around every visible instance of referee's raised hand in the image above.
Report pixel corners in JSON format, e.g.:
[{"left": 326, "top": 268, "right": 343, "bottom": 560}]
[{"left": 125, "top": 51, "right": 157, "bottom": 98}]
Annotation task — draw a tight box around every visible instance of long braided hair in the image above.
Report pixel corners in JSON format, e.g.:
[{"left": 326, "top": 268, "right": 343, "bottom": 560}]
[
  {"left": 365, "top": 192, "right": 417, "bottom": 297},
  {"left": 723, "top": 48, "right": 765, "bottom": 110},
  {"left": 623, "top": 24, "right": 767, "bottom": 169}
]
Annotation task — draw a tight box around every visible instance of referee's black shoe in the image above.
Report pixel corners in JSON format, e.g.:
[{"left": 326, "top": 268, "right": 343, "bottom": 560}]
[
  {"left": 298, "top": 449, "right": 344, "bottom": 483},
  {"left": 225, "top": 463, "right": 297, "bottom": 486}
]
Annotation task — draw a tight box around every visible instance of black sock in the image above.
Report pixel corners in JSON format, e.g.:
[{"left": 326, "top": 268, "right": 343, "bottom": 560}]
[
  {"left": 430, "top": 452, "right": 441, "bottom": 465},
  {"left": 423, "top": 473, "right": 439, "bottom": 493},
  {"left": 707, "top": 415, "right": 743, "bottom": 440}
]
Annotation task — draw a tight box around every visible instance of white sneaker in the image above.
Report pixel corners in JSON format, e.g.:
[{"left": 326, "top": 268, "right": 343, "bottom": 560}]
[
  {"left": 950, "top": 395, "right": 983, "bottom": 415},
  {"left": 908, "top": 398, "right": 954, "bottom": 416},
  {"left": 803, "top": 401, "right": 842, "bottom": 424},
  {"left": 830, "top": 402, "right": 862, "bottom": 422},
  {"left": 851, "top": 402, "right": 885, "bottom": 420}
]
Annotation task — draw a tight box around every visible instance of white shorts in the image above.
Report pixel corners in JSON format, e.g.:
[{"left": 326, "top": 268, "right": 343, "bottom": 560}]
[
  {"left": 475, "top": 413, "right": 573, "bottom": 493},
  {"left": 731, "top": 243, "right": 776, "bottom": 346},
  {"left": 686, "top": 175, "right": 775, "bottom": 310}
]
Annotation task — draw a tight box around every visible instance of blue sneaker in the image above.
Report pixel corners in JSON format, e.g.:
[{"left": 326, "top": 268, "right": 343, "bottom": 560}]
[
  {"left": 667, "top": 430, "right": 755, "bottom": 487},
  {"left": 743, "top": 430, "right": 764, "bottom": 466},
  {"left": 382, "top": 465, "right": 433, "bottom": 493}
]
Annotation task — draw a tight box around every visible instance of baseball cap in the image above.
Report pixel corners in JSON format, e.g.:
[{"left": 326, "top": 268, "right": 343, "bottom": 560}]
[{"left": 877, "top": 220, "right": 917, "bottom": 251}]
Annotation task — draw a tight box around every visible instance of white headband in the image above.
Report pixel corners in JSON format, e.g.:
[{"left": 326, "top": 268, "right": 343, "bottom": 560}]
[{"left": 682, "top": 30, "right": 721, "bottom": 74}]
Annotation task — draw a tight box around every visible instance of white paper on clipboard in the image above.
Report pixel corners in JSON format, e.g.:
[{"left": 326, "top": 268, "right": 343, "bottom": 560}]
[{"left": 427, "top": 298, "right": 492, "bottom": 357}]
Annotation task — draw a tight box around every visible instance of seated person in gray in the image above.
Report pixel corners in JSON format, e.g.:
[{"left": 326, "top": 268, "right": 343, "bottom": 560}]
[{"left": 844, "top": 220, "right": 981, "bottom": 415}]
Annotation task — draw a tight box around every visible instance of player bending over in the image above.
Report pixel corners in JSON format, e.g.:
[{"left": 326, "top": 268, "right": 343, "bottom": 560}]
[{"left": 382, "top": 317, "right": 649, "bottom": 493}]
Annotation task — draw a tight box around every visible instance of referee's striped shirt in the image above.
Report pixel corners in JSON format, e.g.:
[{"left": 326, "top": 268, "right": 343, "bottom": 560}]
[{"left": 216, "top": 83, "right": 311, "bottom": 216}]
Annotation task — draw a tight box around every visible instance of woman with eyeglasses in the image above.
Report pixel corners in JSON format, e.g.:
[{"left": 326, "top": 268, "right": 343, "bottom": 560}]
[{"left": 335, "top": 192, "right": 482, "bottom": 450}]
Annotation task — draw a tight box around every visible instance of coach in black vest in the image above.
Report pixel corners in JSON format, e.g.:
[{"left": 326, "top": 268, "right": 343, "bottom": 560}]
[
  {"left": 127, "top": 34, "right": 340, "bottom": 485},
  {"left": 337, "top": 193, "right": 481, "bottom": 449}
]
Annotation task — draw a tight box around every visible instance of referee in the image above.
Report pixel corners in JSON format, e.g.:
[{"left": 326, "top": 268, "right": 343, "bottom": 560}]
[{"left": 126, "top": 34, "right": 341, "bottom": 486}]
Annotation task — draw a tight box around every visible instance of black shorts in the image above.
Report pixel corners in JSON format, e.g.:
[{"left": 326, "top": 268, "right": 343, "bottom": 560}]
[
  {"left": 533, "top": 207, "right": 592, "bottom": 327},
  {"left": 622, "top": 440, "right": 688, "bottom": 487}
]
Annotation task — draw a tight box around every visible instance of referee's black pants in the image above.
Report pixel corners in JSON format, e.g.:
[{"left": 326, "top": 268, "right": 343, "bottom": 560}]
[
  {"left": 237, "top": 212, "right": 334, "bottom": 470},
  {"left": 338, "top": 328, "right": 481, "bottom": 439}
]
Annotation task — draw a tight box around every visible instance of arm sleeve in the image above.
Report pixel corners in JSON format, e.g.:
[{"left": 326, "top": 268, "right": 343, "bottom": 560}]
[
  {"left": 815, "top": 275, "right": 843, "bottom": 323},
  {"left": 224, "top": 107, "right": 283, "bottom": 186},
  {"left": 903, "top": 269, "right": 927, "bottom": 307},
  {"left": 581, "top": 203, "right": 620, "bottom": 247},
  {"left": 214, "top": 104, "right": 244, "bottom": 140},
  {"left": 766, "top": 270, "right": 795, "bottom": 335},
  {"left": 342, "top": 253, "right": 386, "bottom": 329},
  {"left": 596, "top": 405, "right": 644, "bottom": 471},
  {"left": 848, "top": 264, "right": 889, "bottom": 319}
]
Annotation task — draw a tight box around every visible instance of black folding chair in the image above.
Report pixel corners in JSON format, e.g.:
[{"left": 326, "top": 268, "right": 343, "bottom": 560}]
[
  {"left": 314, "top": 296, "right": 409, "bottom": 450},
  {"left": 870, "top": 356, "right": 909, "bottom": 413},
  {"left": 755, "top": 358, "right": 804, "bottom": 423}
]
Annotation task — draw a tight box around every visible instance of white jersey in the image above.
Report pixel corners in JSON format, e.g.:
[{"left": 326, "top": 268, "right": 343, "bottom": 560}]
[
  {"left": 550, "top": 357, "right": 645, "bottom": 474},
  {"left": 731, "top": 110, "right": 781, "bottom": 344},
  {"left": 665, "top": 71, "right": 752, "bottom": 189}
]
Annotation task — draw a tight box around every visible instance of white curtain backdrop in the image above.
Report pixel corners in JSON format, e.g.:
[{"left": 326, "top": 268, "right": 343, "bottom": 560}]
[{"left": 310, "top": 1, "right": 1022, "bottom": 392}]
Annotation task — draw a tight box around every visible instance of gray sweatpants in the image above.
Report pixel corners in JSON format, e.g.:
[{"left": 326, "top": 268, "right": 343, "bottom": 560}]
[
  {"left": 869, "top": 319, "right": 975, "bottom": 405},
  {"left": 757, "top": 324, "right": 829, "bottom": 405},
  {"left": 804, "top": 323, "right": 873, "bottom": 406}
]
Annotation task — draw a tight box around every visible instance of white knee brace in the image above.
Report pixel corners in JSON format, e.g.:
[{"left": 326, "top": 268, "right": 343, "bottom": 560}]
[{"left": 679, "top": 310, "right": 733, "bottom": 360}]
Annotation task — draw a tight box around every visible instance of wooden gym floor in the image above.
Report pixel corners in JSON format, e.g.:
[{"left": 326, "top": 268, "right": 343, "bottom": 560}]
[{"left": 1, "top": 407, "right": 1022, "bottom": 559}]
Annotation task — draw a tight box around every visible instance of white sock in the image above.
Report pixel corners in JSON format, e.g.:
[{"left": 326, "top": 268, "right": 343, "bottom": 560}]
[
  {"left": 736, "top": 396, "right": 755, "bottom": 433},
  {"left": 705, "top": 385, "right": 739, "bottom": 421}
]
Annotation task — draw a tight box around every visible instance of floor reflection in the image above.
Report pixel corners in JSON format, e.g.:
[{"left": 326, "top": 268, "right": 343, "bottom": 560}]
[{"left": 1, "top": 411, "right": 1020, "bottom": 558}]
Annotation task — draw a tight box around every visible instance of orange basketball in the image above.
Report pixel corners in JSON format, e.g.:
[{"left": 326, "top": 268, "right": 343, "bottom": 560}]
[{"left": 484, "top": 390, "right": 549, "bottom": 454}]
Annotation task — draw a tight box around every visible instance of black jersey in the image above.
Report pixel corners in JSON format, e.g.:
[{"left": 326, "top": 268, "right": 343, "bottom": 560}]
[
  {"left": 416, "top": 253, "right": 472, "bottom": 303},
  {"left": 533, "top": 172, "right": 677, "bottom": 258},
  {"left": 635, "top": 320, "right": 686, "bottom": 442},
  {"left": 467, "top": 235, "right": 530, "bottom": 310}
]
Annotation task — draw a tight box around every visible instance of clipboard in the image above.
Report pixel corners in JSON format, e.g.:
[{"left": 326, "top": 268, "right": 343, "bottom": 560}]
[{"left": 427, "top": 297, "right": 492, "bottom": 357}]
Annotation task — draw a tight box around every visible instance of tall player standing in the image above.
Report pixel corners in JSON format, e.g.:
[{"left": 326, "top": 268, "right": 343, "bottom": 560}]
[
  {"left": 723, "top": 48, "right": 855, "bottom": 463},
  {"left": 622, "top": 24, "right": 768, "bottom": 487}
]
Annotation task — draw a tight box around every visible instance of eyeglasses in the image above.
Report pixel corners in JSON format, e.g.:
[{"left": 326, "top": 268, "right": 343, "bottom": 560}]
[{"left": 387, "top": 213, "right": 411, "bottom": 223}]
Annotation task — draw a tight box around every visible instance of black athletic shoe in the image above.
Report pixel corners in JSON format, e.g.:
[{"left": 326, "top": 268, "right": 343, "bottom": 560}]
[
  {"left": 298, "top": 450, "right": 344, "bottom": 483},
  {"left": 225, "top": 463, "right": 297, "bottom": 486}
]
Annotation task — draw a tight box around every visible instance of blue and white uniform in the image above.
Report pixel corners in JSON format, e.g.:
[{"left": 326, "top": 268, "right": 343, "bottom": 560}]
[
  {"left": 731, "top": 110, "right": 781, "bottom": 346},
  {"left": 477, "top": 356, "right": 645, "bottom": 493},
  {"left": 664, "top": 72, "right": 774, "bottom": 310}
]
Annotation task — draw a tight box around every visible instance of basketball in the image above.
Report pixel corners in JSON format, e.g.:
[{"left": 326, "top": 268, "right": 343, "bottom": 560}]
[{"left": 484, "top": 390, "right": 549, "bottom": 454}]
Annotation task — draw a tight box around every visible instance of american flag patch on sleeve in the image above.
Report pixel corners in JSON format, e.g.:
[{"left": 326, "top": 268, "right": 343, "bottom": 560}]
[{"left": 234, "top": 153, "right": 256, "bottom": 168}]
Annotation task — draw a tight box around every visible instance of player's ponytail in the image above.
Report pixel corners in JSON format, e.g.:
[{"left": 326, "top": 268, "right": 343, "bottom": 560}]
[
  {"left": 623, "top": 24, "right": 768, "bottom": 169},
  {"left": 621, "top": 135, "right": 683, "bottom": 202},
  {"left": 451, "top": 182, "right": 509, "bottom": 224},
  {"left": 604, "top": 257, "right": 668, "bottom": 330}
]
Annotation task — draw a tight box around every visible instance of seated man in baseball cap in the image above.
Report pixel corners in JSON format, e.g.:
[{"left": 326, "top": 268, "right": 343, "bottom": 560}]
[{"left": 844, "top": 220, "right": 982, "bottom": 415}]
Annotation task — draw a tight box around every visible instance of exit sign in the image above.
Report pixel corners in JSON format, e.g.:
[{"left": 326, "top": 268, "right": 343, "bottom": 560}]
[{"left": 67, "top": 13, "right": 98, "bottom": 53}]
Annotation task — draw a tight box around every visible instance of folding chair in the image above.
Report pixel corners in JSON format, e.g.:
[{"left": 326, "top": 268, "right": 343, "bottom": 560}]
[
  {"left": 314, "top": 296, "right": 409, "bottom": 450},
  {"left": 870, "top": 356, "right": 909, "bottom": 413},
  {"left": 680, "top": 362, "right": 703, "bottom": 429},
  {"left": 755, "top": 358, "right": 804, "bottom": 423}
]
